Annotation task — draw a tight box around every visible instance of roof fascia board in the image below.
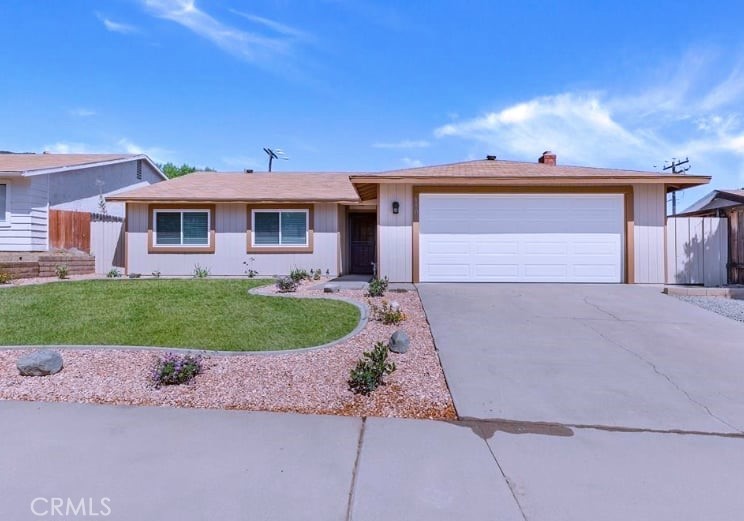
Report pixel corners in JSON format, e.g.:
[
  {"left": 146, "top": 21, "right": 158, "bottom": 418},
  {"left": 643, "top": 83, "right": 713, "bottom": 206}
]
[{"left": 21, "top": 155, "right": 168, "bottom": 180}]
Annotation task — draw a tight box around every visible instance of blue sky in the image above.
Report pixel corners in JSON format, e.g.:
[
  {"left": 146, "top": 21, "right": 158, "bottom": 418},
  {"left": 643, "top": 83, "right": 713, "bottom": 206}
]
[{"left": 1, "top": 0, "right": 743, "bottom": 204}]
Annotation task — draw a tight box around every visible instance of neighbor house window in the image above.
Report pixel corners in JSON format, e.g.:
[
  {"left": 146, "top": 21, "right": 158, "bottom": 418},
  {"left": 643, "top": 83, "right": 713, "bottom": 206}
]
[
  {"left": 0, "top": 183, "right": 8, "bottom": 224},
  {"left": 252, "top": 209, "right": 309, "bottom": 247},
  {"left": 154, "top": 210, "right": 210, "bottom": 246}
]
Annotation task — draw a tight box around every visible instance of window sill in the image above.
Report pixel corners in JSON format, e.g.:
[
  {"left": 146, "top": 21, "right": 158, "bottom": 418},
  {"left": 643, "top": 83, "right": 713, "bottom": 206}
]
[
  {"left": 247, "top": 245, "right": 313, "bottom": 254},
  {"left": 148, "top": 245, "right": 216, "bottom": 254}
]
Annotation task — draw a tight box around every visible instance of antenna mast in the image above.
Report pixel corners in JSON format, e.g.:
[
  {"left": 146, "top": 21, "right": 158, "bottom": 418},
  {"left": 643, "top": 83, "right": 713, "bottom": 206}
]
[{"left": 663, "top": 157, "right": 691, "bottom": 216}]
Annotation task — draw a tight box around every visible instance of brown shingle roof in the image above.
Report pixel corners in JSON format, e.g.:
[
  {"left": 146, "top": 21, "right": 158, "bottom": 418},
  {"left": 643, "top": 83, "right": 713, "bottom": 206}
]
[
  {"left": 0, "top": 153, "right": 139, "bottom": 174},
  {"left": 351, "top": 159, "right": 710, "bottom": 185},
  {"left": 107, "top": 172, "right": 361, "bottom": 203}
]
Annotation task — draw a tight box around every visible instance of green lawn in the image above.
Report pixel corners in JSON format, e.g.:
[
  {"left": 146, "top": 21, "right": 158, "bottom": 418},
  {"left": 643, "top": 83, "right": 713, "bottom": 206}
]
[{"left": 0, "top": 279, "right": 360, "bottom": 351}]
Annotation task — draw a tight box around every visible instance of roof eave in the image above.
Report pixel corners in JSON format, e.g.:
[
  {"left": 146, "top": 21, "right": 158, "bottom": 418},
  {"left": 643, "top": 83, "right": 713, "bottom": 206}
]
[
  {"left": 106, "top": 197, "right": 361, "bottom": 204},
  {"left": 20, "top": 155, "right": 168, "bottom": 180},
  {"left": 349, "top": 175, "right": 711, "bottom": 186}
]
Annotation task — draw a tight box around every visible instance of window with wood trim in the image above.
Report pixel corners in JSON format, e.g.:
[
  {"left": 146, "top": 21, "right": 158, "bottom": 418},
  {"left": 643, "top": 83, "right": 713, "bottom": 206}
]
[
  {"left": 0, "top": 183, "right": 8, "bottom": 224},
  {"left": 153, "top": 209, "right": 210, "bottom": 247},
  {"left": 251, "top": 209, "right": 309, "bottom": 247}
]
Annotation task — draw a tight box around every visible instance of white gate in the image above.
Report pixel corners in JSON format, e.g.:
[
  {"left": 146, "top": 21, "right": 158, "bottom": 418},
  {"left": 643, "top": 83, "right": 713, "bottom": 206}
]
[
  {"left": 666, "top": 217, "right": 727, "bottom": 286},
  {"left": 90, "top": 213, "right": 125, "bottom": 273}
]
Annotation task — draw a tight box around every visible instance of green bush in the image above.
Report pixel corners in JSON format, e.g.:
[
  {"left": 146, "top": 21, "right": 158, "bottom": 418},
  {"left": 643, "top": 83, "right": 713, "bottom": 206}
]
[
  {"left": 366, "top": 277, "right": 389, "bottom": 297},
  {"left": 107, "top": 268, "right": 122, "bottom": 278},
  {"left": 0, "top": 271, "right": 11, "bottom": 284},
  {"left": 193, "top": 264, "right": 210, "bottom": 278},
  {"left": 151, "top": 353, "right": 202, "bottom": 387},
  {"left": 55, "top": 264, "right": 69, "bottom": 280},
  {"left": 369, "top": 300, "right": 406, "bottom": 325},
  {"left": 276, "top": 276, "right": 298, "bottom": 293},
  {"left": 312, "top": 268, "right": 322, "bottom": 281},
  {"left": 289, "top": 267, "right": 309, "bottom": 283},
  {"left": 348, "top": 342, "right": 396, "bottom": 396}
]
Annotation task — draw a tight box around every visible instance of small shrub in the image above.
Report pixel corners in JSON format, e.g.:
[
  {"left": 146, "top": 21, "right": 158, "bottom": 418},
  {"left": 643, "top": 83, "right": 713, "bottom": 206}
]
[
  {"left": 313, "top": 268, "right": 322, "bottom": 281},
  {"left": 152, "top": 353, "right": 202, "bottom": 387},
  {"left": 276, "top": 276, "right": 298, "bottom": 293},
  {"left": 369, "top": 300, "right": 406, "bottom": 325},
  {"left": 151, "top": 270, "right": 161, "bottom": 279},
  {"left": 243, "top": 257, "right": 258, "bottom": 278},
  {"left": 193, "top": 264, "right": 210, "bottom": 278},
  {"left": 366, "top": 276, "right": 389, "bottom": 297},
  {"left": 0, "top": 271, "right": 11, "bottom": 284},
  {"left": 289, "top": 267, "right": 309, "bottom": 283},
  {"left": 106, "top": 268, "right": 122, "bottom": 278},
  {"left": 348, "top": 342, "right": 396, "bottom": 396},
  {"left": 55, "top": 264, "right": 69, "bottom": 280}
]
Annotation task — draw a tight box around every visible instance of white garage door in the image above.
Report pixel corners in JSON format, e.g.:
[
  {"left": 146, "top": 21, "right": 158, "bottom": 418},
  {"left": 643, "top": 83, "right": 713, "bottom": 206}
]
[{"left": 419, "top": 193, "right": 624, "bottom": 283}]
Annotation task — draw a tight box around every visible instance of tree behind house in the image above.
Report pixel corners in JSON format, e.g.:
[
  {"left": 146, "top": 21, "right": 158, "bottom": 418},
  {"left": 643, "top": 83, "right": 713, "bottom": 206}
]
[{"left": 157, "top": 162, "right": 216, "bottom": 179}]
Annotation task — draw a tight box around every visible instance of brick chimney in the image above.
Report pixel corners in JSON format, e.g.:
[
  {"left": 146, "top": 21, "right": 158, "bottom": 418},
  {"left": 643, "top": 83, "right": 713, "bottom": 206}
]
[{"left": 538, "top": 151, "right": 557, "bottom": 165}]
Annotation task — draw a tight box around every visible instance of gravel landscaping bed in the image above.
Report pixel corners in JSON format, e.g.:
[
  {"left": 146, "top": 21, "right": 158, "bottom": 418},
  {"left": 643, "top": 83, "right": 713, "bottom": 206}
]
[
  {"left": 674, "top": 295, "right": 744, "bottom": 323},
  {"left": 0, "top": 280, "right": 456, "bottom": 420}
]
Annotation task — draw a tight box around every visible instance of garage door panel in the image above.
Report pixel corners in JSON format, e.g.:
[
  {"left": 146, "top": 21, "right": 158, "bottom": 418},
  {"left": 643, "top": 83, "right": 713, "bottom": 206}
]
[{"left": 419, "top": 194, "right": 624, "bottom": 283}]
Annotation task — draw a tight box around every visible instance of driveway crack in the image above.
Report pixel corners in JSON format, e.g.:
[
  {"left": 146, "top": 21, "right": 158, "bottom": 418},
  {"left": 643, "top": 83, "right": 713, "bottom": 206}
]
[
  {"left": 583, "top": 296, "right": 624, "bottom": 321},
  {"left": 582, "top": 321, "right": 743, "bottom": 434},
  {"left": 481, "top": 437, "right": 530, "bottom": 521}
]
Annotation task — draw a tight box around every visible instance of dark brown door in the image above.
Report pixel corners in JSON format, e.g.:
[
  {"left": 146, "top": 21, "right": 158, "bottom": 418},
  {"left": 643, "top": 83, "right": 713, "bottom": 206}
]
[{"left": 349, "top": 213, "right": 376, "bottom": 274}]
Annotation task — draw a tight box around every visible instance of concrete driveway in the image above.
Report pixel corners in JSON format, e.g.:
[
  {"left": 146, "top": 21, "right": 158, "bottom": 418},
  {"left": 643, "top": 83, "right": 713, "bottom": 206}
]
[{"left": 418, "top": 284, "right": 744, "bottom": 434}]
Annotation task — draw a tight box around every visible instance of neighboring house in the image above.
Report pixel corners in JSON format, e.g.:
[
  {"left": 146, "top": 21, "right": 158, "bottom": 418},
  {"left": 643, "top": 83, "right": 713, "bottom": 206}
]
[
  {"left": 108, "top": 151, "right": 709, "bottom": 283},
  {"left": 677, "top": 189, "right": 744, "bottom": 284},
  {"left": 0, "top": 153, "right": 166, "bottom": 252}
]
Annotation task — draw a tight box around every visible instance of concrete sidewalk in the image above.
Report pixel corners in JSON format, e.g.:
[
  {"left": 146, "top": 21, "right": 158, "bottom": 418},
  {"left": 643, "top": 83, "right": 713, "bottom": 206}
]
[{"left": 2, "top": 401, "right": 744, "bottom": 520}]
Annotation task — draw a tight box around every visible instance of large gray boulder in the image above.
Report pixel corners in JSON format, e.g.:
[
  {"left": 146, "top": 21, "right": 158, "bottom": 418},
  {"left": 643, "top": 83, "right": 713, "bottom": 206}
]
[
  {"left": 388, "top": 330, "right": 410, "bottom": 354},
  {"left": 17, "top": 350, "right": 64, "bottom": 376}
]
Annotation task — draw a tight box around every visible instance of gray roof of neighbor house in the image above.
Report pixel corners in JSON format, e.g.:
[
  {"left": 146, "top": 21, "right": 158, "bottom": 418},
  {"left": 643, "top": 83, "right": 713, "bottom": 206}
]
[
  {"left": 678, "top": 189, "right": 744, "bottom": 216},
  {"left": 0, "top": 153, "right": 166, "bottom": 179},
  {"left": 106, "top": 172, "right": 362, "bottom": 203},
  {"left": 350, "top": 159, "right": 710, "bottom": 187}
]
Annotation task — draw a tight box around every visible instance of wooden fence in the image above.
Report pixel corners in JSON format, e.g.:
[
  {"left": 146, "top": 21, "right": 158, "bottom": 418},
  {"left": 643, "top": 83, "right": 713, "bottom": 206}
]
[
  {"left": 49, "top": 210, "right": 125, "bottom": 273},
  {"left": 666, "top": 217, "right": 728, "bottom": 286},
  {"left": 49, "top": 210, "right": 91, "bottom": 252},
  {"left": 90, "top": 213, "right": 125, "bottom": 273}
]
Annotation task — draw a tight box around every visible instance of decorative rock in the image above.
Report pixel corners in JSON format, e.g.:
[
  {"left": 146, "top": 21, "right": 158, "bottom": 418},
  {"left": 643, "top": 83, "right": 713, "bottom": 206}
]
[
  {"left": 16, "top": 350, "right": 64, "bottom": 376},
  {"left": 388, "top": 330, "right": 410, "bottom": 354},
  {"left": 390, "top": 301, "right": 401, "bottom": 312},
  {"left": 324, "top": 284, "right": 340, "bottom": 293}
]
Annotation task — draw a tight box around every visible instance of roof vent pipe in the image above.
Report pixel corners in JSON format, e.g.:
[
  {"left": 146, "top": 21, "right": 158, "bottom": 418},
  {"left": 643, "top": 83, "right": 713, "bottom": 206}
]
[
  {"left": 244, "top": 169, "right": 254, "bottom": 173},
  {"left": 486, "top": 155, "right": 497, "bottom": 160},
  {"left": 538, "top": 151, "right": 557, "bottom": 165}
]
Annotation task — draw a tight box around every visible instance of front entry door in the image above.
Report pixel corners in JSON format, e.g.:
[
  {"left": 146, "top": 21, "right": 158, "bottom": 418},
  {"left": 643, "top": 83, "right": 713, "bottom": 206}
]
[{"left": 349, "top": 213, "right": 376, "bottom": 274}]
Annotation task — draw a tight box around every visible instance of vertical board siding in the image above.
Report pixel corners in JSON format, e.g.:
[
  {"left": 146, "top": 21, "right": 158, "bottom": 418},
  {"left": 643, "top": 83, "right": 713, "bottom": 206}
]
[
  {"left": 378, "top": 184, "right": 413, "bottom": 282},
  {"left": 0, "top": 176, "right": 49, "bottom": 251},
  {"left": 666, "top": 217, "right": 727, "bottom": 286},
  {"left": 90, "top": 217, "right": 125, "bottom": 273},
  {"left": 633, "top": 184, "right": 666, "bottom": 283},
  {"left": 127, "top": 203, "right": 340, "bottom": 276},
  {"left": 728, "top": 210, "right": 744, "bottom": 284}
]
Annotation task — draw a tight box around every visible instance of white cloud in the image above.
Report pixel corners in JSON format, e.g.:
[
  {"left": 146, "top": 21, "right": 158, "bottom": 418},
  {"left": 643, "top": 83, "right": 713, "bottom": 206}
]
[
  {"left": 141, "top": 0, "right": 299, "bottom": 64},
  {"left": 401, "top": 157, "right": 423, "bottom": 168},
  {"left": 43, "top": 142, "right": 93, "bottom": 154},
  {"left": 434, "top": 50, "right": 744, "bottom": 188},
  {"left": 68, "top": 108, "right": 96, "bottom": 117},
  {"left": 229, "top": 10, "right": 310, "bottom": 41},
  {"left": 372, "top": 139, "right": 430, "bottom": 149},
  {"left": 42, "top": 139, "right": 171, "bottom": 163},
  {"left": 96, "top": 13, "right": 138, "bottom": 34}
]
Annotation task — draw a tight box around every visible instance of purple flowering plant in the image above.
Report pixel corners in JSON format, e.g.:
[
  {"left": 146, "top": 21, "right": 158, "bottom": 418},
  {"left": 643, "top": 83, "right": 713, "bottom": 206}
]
[{"left": 152, "top": 352, "right": 203, "bottom": 387}]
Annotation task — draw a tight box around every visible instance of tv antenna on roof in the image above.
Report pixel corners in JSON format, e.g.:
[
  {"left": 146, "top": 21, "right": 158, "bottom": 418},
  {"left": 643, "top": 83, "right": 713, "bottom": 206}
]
[
  {"left": 263, "top": 147, "right": 288, "bottom": 172},
  {"left": 663, "top": 157, "right": 691, "bottom": 216}
]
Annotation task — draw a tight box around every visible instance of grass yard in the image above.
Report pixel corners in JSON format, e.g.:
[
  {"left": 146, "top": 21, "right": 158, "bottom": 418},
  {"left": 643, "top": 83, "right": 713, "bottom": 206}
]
[{"left": 0, "top": 279, "right": 360, "bottom": 351}]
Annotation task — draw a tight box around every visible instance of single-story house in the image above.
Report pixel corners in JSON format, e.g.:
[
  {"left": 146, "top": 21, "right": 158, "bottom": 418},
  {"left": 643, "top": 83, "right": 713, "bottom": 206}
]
[
  {"left": 108, "top": 152, "right": 710, "bottom": 283},
  {"left": 677, "top": 189, "right": 744, "bottom": 284},
  {"left": 0, "top": 153, "right": 165, "bottom": 252}
]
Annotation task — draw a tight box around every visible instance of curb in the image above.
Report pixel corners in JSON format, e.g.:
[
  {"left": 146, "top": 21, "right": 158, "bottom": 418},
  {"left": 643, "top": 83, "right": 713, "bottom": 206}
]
[{"left": 0, "top": 287, "right": 369, "bottom": 357}]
